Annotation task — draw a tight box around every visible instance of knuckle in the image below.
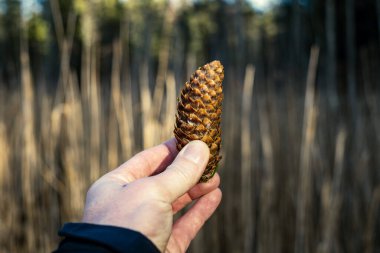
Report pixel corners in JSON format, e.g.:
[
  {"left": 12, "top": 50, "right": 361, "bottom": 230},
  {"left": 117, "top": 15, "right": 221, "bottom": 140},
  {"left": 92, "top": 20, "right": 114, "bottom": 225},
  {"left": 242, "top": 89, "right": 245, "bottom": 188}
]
[
  {"left": 169, "top": 160, "right": 196, "bottom": 182},
  {"left": 145, "top": 178, "right": 172, "bottom": 199}
]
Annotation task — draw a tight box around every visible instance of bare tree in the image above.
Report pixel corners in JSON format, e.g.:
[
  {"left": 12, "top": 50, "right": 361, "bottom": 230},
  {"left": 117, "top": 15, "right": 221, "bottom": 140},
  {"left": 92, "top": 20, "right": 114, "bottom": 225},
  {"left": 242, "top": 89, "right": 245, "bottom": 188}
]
[
  {"left": 325, "top": 0, "right": 338, "bottom": 109},
  {"left": 345, "top": 0, "right": 357, "bottom": 130},
  {"left": 377, "top": 0, "right": 380, "bottom": 46}
]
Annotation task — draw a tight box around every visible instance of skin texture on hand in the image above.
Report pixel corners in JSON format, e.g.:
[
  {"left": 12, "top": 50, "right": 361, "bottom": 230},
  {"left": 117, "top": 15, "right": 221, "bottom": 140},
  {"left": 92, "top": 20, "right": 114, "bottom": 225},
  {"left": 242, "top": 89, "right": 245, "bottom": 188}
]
[{"left": 82, "top": 139, "right": 222, "bottom": 253}]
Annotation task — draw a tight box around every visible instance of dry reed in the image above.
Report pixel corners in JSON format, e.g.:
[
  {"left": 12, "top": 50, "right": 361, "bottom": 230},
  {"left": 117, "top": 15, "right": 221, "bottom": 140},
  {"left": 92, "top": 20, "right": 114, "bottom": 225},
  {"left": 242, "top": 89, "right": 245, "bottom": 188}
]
[{"left": 0, "top": 3, "right": 379, "bottom": 253}]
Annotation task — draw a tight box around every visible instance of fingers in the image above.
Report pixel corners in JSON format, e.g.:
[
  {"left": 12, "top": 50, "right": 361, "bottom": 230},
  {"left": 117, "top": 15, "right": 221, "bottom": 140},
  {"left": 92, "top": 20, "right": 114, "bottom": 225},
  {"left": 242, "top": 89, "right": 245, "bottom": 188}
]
[
  {"left": 172, "top": 173, "right": 220, "bottom": 214},
  {"left": 168, "top": 188, "right": 222, "bottom": 252},
  {"left": 153, "top": 140, "right": 210, "bottom": 203},
  {"left": 107, "top": 138, "right": 178, "bottom": 184}
]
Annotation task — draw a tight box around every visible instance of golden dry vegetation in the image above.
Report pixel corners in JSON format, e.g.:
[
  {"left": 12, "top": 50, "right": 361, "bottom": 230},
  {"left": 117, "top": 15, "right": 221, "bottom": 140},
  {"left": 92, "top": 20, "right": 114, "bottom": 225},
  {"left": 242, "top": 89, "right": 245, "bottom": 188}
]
[{"left": 0, "top": 0, "right": 379, "bottom": 252}]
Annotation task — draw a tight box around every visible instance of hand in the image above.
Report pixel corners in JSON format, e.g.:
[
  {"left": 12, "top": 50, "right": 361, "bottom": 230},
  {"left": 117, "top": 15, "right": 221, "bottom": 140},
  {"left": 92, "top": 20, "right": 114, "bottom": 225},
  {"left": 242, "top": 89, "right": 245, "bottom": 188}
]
[{"left": 82, "top": 139, "right": 222, "bottom": 253}]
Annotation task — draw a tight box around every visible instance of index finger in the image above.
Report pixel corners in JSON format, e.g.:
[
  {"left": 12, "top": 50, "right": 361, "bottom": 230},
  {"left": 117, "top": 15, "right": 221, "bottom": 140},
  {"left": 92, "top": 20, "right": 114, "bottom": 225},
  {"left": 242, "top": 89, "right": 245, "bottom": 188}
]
[
  {"left": 107, "top": 138, "right": 178, "bottom": 184},
  {"left": 168, "top": 188, "right": 222, "bottom": 252}
]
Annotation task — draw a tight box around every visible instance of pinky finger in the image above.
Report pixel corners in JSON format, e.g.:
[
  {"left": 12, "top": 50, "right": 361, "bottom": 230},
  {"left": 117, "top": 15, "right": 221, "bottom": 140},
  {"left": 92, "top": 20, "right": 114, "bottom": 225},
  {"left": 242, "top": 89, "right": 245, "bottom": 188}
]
[{"left": 167, "top": 188, "right": 222, "bottom": 252}]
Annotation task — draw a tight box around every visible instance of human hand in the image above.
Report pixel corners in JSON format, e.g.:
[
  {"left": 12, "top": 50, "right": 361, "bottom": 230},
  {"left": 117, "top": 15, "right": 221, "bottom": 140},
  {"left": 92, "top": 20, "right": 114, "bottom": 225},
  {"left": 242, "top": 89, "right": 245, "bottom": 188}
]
[{"left": 82, "top": 139, "right": 222, "bottom": 253}]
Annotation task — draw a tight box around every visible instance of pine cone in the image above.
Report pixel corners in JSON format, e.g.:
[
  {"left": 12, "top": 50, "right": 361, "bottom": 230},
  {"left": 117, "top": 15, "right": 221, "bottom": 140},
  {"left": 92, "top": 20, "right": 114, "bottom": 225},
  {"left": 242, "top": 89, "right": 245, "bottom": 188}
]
[{"left": 174, "top": 60, "right": 224, "bottom": 182}]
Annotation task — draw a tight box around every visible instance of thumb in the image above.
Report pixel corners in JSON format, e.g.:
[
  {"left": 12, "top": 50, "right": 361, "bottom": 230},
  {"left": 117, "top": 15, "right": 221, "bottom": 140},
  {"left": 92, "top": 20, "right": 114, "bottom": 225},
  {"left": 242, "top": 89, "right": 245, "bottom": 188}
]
[{"left": 153, "top": 140, "right": 210, "bottom": 203}]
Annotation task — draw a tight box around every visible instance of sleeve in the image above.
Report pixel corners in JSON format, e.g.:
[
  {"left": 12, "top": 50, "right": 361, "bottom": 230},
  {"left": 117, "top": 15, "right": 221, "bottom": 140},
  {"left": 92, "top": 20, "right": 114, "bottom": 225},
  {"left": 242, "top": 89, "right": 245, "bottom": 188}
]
[{"left": 53, "top": 223, "right": 161, "bottom": 253}]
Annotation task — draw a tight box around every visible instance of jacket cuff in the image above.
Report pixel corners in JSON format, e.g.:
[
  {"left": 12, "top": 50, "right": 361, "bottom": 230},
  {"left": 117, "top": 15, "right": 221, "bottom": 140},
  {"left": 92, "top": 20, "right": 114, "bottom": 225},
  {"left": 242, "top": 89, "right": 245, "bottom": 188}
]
[{"left": 57, "top": 222, "right": 160, "bottom": 253}]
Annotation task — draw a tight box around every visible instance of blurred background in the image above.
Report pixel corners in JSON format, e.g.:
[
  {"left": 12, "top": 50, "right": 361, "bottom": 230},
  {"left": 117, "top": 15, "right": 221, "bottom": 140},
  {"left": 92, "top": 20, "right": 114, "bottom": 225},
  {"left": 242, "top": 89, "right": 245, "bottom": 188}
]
[{"left": 0, "top": 0, "right": 379, "bottom": 252}]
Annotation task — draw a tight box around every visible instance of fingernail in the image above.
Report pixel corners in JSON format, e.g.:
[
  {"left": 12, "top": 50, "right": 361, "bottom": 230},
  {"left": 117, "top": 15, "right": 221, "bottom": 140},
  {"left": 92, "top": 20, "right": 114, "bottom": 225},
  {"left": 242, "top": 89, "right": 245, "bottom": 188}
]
[{"left": 180, "top": 141, "right": 207, "bottom": 164}]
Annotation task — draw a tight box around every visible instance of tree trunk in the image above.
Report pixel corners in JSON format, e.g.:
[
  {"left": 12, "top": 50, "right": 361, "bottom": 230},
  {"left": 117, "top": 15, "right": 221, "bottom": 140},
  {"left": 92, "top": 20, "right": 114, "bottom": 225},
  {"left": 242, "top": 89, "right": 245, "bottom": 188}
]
[
  {"left": 345, "top": 0, "right": 357, "bottom": 129},
  {"left": 376, "top": 0, "right": 380, "bottom": 46},
  {"left": 325, "top": 0, "right": 338, "bottom": 108},
  {"left": 292, "top": 0, "right": 301, "bottom": 66}
]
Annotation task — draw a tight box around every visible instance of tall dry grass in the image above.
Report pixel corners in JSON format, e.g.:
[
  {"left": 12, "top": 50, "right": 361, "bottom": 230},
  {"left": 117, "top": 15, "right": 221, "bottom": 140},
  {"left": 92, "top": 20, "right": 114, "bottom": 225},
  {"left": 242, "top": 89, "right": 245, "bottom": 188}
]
[
  {"left": 0, "top": 3, "right": 380, "bottom": 253},
  {"left": 1, "top": 47, "right": 380, "bottom": 253}
]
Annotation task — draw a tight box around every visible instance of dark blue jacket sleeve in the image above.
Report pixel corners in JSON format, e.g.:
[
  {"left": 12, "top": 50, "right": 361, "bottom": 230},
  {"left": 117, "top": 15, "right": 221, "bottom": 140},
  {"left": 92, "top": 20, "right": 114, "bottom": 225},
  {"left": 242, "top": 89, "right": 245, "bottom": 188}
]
[{"left": 53, "top": 223, "right": 160, "bottom": 253}]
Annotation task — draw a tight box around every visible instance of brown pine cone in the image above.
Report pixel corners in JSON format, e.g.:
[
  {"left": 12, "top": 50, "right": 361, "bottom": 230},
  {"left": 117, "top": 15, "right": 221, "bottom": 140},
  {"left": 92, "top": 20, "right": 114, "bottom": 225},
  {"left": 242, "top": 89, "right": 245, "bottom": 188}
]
[{"left": 174, "top": 60, "right": 224, "bottom": 182}]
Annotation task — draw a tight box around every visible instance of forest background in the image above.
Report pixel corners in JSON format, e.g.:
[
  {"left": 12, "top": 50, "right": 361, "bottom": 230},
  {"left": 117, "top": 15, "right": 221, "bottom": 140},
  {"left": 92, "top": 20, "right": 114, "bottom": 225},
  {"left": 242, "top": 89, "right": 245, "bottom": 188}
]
[{"left": 0, "top": 0, "right": 379, "bottom": 252}]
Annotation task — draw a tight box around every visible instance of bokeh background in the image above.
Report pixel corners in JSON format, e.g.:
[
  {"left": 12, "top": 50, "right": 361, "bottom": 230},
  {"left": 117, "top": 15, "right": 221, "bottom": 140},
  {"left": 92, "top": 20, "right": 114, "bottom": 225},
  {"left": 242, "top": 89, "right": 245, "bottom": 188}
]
[{"left": 0, "top": 0, "right": 380, "bottom": 252}]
